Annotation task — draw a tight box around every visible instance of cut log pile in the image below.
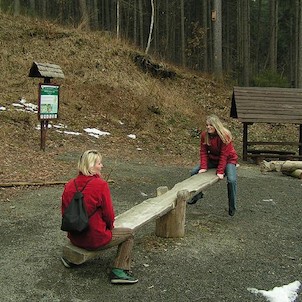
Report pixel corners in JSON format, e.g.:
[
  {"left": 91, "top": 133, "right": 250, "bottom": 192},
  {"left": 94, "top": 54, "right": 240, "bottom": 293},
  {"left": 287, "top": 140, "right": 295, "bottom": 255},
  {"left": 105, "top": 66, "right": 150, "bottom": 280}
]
[{"left": 260, "top": 160, "right": 302, "bottom": 179}]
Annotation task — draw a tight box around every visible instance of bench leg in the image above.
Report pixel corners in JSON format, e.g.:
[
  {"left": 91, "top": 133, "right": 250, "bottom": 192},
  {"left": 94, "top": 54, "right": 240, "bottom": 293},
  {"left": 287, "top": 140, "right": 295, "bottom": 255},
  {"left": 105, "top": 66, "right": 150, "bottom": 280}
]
[
  {"left": 155, "top": 189, "right": 189, "bottom": 238},
  {"left": 113, "top": 236, "right": 134, "bottom": 271}
]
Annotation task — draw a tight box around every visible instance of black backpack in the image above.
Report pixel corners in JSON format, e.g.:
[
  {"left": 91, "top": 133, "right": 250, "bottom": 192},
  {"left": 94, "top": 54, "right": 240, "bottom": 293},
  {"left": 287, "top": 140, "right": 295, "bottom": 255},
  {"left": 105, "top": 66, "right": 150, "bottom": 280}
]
[{"left": 61, "top": 178, "right": 94, "bottom": 233}]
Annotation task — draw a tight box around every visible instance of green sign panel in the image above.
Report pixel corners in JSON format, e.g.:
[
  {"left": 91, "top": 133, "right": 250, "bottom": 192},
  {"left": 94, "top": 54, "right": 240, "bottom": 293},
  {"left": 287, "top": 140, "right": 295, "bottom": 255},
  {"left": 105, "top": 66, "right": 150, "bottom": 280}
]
[{"left": 38, "top": 84, "right": 59, "bottom": 120}]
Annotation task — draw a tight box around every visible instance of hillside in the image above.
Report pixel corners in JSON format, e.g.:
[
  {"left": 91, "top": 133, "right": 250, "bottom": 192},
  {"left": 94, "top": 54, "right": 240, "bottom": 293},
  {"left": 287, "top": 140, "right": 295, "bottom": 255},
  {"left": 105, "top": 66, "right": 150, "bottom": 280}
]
[{"left": 0, "top": 12, "right": 236, "bottom": 188}]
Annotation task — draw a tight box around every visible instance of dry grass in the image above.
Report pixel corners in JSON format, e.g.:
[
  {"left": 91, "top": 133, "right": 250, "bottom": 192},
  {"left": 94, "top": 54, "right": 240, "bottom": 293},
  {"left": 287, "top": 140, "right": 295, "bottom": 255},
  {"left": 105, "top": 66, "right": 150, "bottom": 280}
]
[{"left": 0, "top": 12, "right": 298, "bottom": 192}]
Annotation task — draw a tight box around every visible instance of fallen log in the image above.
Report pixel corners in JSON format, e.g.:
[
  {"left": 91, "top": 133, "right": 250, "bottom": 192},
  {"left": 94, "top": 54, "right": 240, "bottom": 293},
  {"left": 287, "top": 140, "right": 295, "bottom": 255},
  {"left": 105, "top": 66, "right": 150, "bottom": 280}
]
[
  {"left": 279, "top": 161, "right": 302, "bottom": 172},
  {"left": 0, "top": 178, "right": 115, "bottom": 188},
  {"left": 260, "top": 160, "right": 302, "bottom": 173},
  {"left": 260, "top": 160, "right": 285, "bottom": 172},
  {"left": 0, "top": 180, "right": 67, "bottom": 187},
  {"left": 291, "top": 169, "right": 302, "bottom": 179},
  {"left": 282, "top": 169, "right": 302, "bottom": 179}
]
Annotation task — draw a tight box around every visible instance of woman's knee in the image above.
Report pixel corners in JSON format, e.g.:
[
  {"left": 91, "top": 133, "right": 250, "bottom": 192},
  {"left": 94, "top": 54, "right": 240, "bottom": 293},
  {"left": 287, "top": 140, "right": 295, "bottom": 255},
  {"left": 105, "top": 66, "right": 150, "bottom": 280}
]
[{"left": 227, "top": 176, "right": 237, "bottom": 185}]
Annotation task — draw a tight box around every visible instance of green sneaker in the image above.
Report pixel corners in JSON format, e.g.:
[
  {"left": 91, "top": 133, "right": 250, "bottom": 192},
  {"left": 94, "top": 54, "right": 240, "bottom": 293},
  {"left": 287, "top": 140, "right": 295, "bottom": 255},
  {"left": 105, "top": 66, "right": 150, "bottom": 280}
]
[{"left": 110, "top": 268, "right": 138, "bottom": 284}]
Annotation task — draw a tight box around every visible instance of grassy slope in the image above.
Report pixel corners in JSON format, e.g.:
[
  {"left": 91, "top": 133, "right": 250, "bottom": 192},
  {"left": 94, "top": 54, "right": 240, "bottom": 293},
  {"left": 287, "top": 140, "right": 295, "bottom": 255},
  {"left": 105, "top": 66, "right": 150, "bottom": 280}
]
[{"left": 0, "top": 12, "right": 235, "bottom": 185}]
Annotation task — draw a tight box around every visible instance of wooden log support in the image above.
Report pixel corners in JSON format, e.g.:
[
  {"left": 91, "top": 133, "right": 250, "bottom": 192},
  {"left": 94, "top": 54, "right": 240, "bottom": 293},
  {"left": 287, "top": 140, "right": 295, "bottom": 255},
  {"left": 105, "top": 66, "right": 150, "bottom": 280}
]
[
  {"left": 62, "top": 242, "right": 108, "bottom": 265},
  {"left": 155, "top": 190, "right": 189, "bottom": 238}
]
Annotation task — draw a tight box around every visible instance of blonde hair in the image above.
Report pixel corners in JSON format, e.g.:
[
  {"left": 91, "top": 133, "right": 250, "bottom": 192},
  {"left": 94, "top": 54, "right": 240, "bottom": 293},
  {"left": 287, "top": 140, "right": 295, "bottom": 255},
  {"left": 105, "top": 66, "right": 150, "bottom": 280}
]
[
  {"left": 205, "top": 114, "right": 232, "bottom": 145},
  {"left": 77, "top": 150, "right": 102, "bottom": 176}
]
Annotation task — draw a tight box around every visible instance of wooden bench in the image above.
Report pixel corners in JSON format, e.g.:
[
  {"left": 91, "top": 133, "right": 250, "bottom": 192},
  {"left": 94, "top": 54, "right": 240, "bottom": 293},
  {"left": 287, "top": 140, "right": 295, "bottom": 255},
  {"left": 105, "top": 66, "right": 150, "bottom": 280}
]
[
  {"left": 247, "top": 149, "right": 301, "bottom": 164},
  {"left": 247, "top": 149, "right": 296, "bottom": 156},
  {"left": 63, "top": 170, "right": 219, "bottom": 265}
]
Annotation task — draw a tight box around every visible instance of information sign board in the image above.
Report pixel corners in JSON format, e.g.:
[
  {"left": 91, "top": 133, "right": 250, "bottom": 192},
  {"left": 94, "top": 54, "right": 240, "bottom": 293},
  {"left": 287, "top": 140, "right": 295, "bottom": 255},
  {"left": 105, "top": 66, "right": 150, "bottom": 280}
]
[{"left": 38, "top": 83, "right": 59, "bottom": 120}]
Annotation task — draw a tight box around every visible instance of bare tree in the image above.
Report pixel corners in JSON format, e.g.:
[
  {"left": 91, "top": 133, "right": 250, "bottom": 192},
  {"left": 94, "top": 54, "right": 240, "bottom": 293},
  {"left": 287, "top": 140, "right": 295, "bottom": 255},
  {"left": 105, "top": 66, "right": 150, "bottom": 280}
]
[{"left": 145, "top": 0, "right": 154, "bottom": 54}]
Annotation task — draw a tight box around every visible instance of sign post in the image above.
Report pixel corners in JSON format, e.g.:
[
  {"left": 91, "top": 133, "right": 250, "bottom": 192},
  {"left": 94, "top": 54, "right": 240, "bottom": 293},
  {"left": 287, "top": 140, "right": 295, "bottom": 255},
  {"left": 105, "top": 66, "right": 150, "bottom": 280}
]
[{"left": 28, "top": 62, "right": 64, "bottom": 151}]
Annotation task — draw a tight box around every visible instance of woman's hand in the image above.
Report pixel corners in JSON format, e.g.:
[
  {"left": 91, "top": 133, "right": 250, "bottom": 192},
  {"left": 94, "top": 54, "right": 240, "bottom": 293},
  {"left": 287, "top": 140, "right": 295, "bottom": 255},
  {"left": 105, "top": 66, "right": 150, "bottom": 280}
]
[
  {"left": 217, "top": 173, "right": 224, "bottom": 179},
  {"left": 198, "top": 169, "right": 207, "bottom": 173}
]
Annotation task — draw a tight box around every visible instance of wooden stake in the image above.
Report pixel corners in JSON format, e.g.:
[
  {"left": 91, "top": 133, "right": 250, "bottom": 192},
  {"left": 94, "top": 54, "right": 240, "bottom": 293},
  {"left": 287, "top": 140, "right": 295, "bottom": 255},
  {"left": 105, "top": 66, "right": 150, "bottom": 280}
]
[{"left": 155, "top": 189, "right": 189, "bottom": 238}]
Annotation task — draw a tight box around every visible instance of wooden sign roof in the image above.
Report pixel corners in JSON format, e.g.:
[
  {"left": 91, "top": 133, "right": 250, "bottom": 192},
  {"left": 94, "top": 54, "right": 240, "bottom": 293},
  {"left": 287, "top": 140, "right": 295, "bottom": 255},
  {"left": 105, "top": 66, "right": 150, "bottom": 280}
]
[
  {"left": 231, "top": 86, "right": 302, "bottom": 124},
  {"left": 28, "top": 62, "right": 65, "bottom": 79}
]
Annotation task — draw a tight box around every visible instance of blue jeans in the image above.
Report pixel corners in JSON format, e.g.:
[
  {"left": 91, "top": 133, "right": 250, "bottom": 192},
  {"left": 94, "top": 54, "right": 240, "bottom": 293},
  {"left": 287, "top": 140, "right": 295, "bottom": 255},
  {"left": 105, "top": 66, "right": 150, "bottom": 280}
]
[{"left": 191, "top": 161, "right": 237, "bottom": 212}]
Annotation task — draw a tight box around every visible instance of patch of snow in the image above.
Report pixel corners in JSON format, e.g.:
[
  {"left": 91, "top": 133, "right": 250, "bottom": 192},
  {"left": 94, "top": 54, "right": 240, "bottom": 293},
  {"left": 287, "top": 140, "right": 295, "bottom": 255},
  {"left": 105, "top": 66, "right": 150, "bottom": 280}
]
[
  {"left": 84, "top": 128, "right": 110, "bottom": 137},
  {"left": 127, "top": 134, "right": 136, "bottom": 139},
  {"left": 247, "top": 280, "right": 301, "bottom": 302}
]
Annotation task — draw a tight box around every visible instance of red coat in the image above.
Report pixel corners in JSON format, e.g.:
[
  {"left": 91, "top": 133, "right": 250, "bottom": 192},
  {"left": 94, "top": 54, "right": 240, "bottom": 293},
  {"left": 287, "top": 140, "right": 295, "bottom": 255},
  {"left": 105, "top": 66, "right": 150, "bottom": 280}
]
[
  {"left": 200, "top": 131, "right": 238, "bottom": 174},
  {"left": 61, "top": 174, "right": 115, "bottom": 250}
]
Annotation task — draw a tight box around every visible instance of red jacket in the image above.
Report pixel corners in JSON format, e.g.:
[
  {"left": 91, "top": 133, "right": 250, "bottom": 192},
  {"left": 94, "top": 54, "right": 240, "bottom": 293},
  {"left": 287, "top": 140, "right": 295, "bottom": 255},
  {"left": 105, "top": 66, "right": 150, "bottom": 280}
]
[
  {"left": 200, "top": 131, "right": 238, "bottom": 174},
  {"left": 61, "top": 174, "right": 115, "bottom": 250}
]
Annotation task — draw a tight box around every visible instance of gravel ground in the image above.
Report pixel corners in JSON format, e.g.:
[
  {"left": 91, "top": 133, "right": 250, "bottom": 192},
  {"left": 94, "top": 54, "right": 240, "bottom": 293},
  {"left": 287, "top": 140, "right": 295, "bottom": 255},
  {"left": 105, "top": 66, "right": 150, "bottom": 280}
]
[{"left": 0, "top": 156, "right": 301, "bottom": 302}]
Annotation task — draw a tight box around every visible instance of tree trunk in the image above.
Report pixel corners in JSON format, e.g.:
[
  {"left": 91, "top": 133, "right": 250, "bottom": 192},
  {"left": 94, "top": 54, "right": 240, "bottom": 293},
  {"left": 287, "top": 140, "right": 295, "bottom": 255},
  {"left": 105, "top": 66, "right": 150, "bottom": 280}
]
[
  {"left": 298, "top": 0, "right": 302, "bottom": 87},
  {"left": 255, "top": 0, "right": 262, "bottom": 73},
  {"left": 105, "top": 0, "right": 110, "bottom": 30},
  {"left": 30, "top": 0, "right": 35, "bottom": 15},
  {"left": 224, "top": 0, "right": 231, "bottom": 73},
  {"left": 212, "top": 0, "right": 222, "bottom": 78},
  {"left": 14, "top": 0, "right": 20, "bottom": 16},
  {"left": 41, "top": 0, "right": 47, "bottom": 19},
  {"left": 116, "top": 0, "right": 120, "bottom": 39},
  {"left": 165, "top": 0, "right": 170, "bottom": 53},
  {"left": 207, "top": 0, "right": 213, "bottom": 71},
  {"left": 145, "top": 0, "right": 154, "bottom": 54},
  {"left": 242, "top": 0, "right": 250, "bottom": 86},
  {"left": 92, "top": 0, "right": 99, "bottom": 29},
  {"left": 133, "top": 0, "right": 137, "bottom": 44},
  {"left": 79, "top": 0, "right": 90, "bottom": 30},
  {"left": 269, "top": 0, "right": 278, "bottom": 72},
  {"left": 139, "top": 0, "right": 144, "bottom": 48},
  {"left": 180, "top": 0, "right": 186, "bottom": 66},
  {"left": 202, "top": 0, "right": 208, "bottom": 71}
]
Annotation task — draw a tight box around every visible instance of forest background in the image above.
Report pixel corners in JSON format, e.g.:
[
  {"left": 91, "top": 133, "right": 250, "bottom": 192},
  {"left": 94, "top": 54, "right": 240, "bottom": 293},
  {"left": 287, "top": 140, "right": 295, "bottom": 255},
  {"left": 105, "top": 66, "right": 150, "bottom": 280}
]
[{"left": 1, "top": 0, "right": 302, "bottom": 88}]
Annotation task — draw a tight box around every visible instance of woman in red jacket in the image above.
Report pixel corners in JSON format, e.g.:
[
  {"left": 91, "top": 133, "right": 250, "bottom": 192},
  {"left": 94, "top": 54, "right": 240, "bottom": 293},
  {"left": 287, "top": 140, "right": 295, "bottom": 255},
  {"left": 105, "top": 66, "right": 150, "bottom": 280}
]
[
  {"left": 61, "top": 150, "right": 138, "bottom": 284},
  {"left": 188, "top": 115, "right": 238, "bottom": 216}
]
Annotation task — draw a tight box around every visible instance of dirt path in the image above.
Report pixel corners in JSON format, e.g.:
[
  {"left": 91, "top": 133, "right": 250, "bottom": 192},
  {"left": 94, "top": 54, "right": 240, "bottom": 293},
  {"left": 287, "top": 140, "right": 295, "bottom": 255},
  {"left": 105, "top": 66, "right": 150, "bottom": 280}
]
[{"left": 0, "top": 157, "right": 301, "bottom": 302}]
